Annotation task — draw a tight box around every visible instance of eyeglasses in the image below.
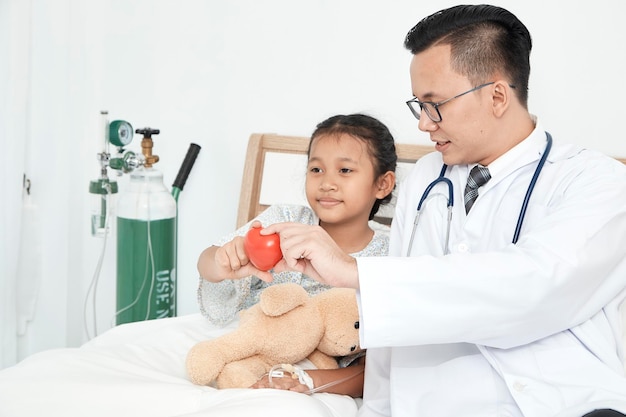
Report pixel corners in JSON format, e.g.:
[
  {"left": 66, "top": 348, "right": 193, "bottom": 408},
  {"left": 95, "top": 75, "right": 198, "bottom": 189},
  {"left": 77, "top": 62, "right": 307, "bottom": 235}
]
[{"left": 406, "top": 82, "right": 495, "bottom": 123}]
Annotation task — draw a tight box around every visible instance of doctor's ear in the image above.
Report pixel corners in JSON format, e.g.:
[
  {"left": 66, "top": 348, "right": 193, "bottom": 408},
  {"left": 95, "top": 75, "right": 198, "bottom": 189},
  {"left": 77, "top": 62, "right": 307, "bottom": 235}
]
[
  {"left": 375, "top": 171, "right": 396, "bottom": 199},
  {"left": 491, "top": 80, "right": 511, "bottom": 118}
]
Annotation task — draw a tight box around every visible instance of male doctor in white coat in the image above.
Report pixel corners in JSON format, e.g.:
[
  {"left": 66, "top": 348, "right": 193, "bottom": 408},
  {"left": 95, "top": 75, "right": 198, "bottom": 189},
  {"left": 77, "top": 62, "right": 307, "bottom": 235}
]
[{"left": 263, "top": 4, "right": 626, "bottom": 417}]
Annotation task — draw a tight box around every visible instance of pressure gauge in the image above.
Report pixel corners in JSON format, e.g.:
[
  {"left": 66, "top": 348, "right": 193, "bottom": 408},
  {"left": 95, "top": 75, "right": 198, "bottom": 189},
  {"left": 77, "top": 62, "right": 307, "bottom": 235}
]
[{"left": 108, "top": 120, "right": 134, "bottom": 147}]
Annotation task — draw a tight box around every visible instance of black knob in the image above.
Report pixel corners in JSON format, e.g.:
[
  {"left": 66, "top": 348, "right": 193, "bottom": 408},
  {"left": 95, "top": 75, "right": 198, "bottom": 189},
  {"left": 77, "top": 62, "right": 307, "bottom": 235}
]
[{"left": 135, "top": 127, "right": 160, "bottom": 138}]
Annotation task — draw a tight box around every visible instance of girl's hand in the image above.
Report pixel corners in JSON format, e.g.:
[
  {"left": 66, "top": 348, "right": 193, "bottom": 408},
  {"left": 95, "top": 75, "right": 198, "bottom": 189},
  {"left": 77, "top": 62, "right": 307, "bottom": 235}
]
[
  {"left": 261, "top": 222, "right": 359, "bottom": 289},
  {"left": 250, "top": 373, "right": 309, "bottom": 393},
  {"left": 213, "top": 236, "right": 255, "bottom": 277},
  {"left": 198, "top": 221, "right": 274, "bottom": 283}
]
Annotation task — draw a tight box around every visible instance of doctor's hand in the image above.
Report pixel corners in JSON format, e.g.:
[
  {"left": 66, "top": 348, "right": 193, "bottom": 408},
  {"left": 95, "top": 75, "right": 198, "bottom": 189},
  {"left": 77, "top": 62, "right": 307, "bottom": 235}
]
[
  {"left": 197, "top": 221, "right": 274, "bottom": 283},
  {"left": 261, "top": 222, "right": 359, "bottom": 289}
]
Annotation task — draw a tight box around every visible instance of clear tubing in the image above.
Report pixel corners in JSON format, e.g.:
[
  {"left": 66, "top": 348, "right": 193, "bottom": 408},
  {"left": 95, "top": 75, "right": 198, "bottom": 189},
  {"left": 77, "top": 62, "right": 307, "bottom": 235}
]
[
  {"left": 115, "top": 167, "right": 176, "bottom": 324},
  {"left": 267, "top": 364, "right": 365, "bottom": 395},
  {"left": 83, "top": 183, "right": 114, "bottom": 339}
]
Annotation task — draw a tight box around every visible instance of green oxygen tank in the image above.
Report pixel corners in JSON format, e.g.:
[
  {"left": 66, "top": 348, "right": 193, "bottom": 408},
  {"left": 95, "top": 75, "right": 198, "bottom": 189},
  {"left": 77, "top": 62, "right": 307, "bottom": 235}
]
[{"left": 115, "top": 128, "right": 177, "bottom": 325}]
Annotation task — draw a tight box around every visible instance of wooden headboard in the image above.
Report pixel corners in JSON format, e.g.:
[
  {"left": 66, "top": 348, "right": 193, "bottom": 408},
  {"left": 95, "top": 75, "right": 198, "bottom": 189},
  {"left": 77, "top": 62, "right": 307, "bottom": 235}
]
[{"left": 237, "top": 132, "right": 626, "bottom": 228}]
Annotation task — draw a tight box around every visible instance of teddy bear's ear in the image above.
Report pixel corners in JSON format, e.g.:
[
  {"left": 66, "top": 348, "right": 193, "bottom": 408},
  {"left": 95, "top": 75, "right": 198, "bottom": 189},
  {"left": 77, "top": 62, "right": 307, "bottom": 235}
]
[{"left": 259, "top": 283, "right": 309, "bottom": 317}]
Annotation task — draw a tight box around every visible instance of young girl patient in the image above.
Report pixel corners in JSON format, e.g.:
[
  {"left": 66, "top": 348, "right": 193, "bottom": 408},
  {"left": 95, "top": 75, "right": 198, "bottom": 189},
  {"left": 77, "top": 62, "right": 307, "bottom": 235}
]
[{"left": 196, "top": 113, "right": 397, "bottom": 397}]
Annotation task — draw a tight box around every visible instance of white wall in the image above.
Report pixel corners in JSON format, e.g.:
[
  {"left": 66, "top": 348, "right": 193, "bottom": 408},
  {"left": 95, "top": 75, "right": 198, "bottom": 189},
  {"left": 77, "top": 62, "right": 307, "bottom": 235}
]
[{"left": 1, "top": 0, "right": 625, "bottom": 365}]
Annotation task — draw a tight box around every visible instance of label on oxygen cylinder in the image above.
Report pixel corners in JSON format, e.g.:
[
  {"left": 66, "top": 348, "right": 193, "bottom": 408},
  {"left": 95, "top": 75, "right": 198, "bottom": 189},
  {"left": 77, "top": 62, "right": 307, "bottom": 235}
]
[{"left": 116, "top": 216, "right": 176, "bottom": 325}]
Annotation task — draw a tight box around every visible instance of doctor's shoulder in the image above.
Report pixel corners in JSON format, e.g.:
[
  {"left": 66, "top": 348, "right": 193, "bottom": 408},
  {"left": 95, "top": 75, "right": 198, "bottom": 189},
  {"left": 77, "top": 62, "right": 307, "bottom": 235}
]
[
  {"left": 549, "top": 144, "right": 626, "bottom": 180},
  {"left": 545, "top": 145, "right": 626, "bottom": 209},
  {"left": 396, "top": 151, "right": 446, "bottom": 198},
  {"left": 406, "top": 150, "right": 444, "bottom": 178}
]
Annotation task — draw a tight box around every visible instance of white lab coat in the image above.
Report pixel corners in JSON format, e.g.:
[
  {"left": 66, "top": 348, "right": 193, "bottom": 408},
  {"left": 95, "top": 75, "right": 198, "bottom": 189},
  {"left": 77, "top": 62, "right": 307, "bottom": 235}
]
[{"left": 356, "top": 126, "right": 626, "bottom": 417}]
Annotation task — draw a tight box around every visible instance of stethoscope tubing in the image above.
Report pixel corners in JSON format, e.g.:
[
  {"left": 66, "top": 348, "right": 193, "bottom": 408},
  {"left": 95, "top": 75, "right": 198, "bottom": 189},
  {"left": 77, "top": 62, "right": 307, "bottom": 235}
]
[
  {"left": 512, "top": 132, "right": 553, "bottom": 244},
  {"left": 407, "top": 132, "right": 553, "bottom": 256},
  {"left": 417, "top": 164, "right": 453, "bottom": 210}
]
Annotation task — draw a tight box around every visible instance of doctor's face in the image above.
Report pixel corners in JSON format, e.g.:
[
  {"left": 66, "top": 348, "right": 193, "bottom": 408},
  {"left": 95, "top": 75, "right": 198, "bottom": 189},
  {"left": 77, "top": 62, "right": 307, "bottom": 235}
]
[{"left": 409, "top": 44, "right": 495, "bottom": 166}]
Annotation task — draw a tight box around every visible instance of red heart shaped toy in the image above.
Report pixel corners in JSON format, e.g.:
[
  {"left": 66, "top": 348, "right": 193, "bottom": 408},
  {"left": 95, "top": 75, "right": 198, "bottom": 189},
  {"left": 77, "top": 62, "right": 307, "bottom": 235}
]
[{"left": 243, "top": 226, "right": 283, "bottom": 271}]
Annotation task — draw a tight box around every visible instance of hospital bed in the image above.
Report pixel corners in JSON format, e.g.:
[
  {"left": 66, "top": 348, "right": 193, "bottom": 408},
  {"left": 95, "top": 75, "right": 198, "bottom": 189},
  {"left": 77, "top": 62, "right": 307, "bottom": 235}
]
[
  {"left": 0, "top": 133, "right": 624, "bottom": 417},
  {"left": 0, "top": 133, "right": 428, "bottom": 417}
]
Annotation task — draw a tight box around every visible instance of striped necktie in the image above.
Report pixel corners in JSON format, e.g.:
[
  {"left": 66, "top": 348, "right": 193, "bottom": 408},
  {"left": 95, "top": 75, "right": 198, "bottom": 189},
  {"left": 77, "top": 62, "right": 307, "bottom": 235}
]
[{"left": 464, "top": 165, "right": 491, "bottom": 213}]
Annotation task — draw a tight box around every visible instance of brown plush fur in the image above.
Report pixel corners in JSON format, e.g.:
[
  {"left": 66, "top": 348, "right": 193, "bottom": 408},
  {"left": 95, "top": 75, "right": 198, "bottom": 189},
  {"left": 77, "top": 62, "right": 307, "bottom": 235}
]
[{"left": 186, "top": 283, "right": 362, "bottom": 388}]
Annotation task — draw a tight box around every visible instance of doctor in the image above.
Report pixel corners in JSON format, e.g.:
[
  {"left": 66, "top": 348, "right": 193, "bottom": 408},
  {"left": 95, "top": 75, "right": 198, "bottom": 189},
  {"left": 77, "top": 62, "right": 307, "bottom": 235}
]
[{"left": 263, "top": 4, "right": 626, "bottom": 417}]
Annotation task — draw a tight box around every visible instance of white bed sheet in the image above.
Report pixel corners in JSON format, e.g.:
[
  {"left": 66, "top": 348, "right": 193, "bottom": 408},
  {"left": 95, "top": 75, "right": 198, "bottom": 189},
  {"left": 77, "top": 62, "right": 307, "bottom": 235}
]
[{"left": 0, "top": 314, "right": 360, "bottom": 417}]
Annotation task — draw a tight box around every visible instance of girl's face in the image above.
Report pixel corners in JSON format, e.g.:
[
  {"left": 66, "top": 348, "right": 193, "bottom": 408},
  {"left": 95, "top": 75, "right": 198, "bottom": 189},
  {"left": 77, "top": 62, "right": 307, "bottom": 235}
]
[{"left": 305, "top": 133, "right": 385, "bottom": 226}]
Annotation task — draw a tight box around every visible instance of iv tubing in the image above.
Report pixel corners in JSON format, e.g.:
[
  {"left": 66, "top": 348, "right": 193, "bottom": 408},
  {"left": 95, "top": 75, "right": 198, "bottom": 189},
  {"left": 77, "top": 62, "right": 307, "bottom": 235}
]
[
  {"left": 267, "top": 364, "right": 365, "bottom": 395},
  {"left": 305, "top": 368, "right": 364, "bottom": 395},
  {"left": 83, "top": 183, "right": 113, "bottom": 340},
  {"left": 111, "top": 173, "right": 156, "bottom": 325}
]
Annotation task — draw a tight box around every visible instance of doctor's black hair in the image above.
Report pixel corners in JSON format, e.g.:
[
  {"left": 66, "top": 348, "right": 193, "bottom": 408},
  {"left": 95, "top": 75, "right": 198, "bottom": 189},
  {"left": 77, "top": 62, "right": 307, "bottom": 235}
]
[
  {"left": 404, "top": 4, "right": 533, "bottom": 107},
  {"left": 308, "top": 113, "right": 397, "bottom": 220}
]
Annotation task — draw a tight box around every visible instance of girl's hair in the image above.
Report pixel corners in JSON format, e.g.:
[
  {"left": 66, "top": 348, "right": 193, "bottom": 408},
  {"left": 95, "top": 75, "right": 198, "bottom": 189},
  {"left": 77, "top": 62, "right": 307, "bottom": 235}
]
[
  {"left": 308, "top": 113, "right": 397, "bottom": 220},
  {"left": 404, "top": 4, "right": 532, "bottom": 107}
]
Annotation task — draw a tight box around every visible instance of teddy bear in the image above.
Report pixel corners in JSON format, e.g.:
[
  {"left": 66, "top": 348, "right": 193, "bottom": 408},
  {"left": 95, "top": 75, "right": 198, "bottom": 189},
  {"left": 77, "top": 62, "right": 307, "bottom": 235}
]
[{"left": 186, "top": 282, "right": 362, "bottom": 389}]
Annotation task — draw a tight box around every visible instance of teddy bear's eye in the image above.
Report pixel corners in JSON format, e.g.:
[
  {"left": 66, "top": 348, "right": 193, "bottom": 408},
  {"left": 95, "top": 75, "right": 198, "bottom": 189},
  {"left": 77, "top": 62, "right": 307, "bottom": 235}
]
[{"left": 354, "top": 321, "right": 359, "bottom": 329}]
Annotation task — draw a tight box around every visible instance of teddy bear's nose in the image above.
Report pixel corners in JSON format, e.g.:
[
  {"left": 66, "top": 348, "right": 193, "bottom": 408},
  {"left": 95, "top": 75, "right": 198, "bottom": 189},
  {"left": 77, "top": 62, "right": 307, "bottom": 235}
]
[
  {"left": 354, "top": 321, "right": 359, "bottom": 329},
  {"left": 350, "top": 346, "right": 356, "bottom": 352}
]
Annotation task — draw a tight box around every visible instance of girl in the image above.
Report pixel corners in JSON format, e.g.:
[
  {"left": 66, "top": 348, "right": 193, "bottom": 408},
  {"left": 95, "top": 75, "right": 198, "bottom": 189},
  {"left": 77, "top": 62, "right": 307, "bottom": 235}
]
[{"left": 196, "top": 113, "right": 397, "bottom": 397}]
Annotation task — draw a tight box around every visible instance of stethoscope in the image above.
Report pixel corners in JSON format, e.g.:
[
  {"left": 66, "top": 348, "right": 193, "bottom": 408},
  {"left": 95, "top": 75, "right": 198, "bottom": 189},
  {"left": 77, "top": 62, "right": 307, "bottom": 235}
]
[{"left": 406, "top": 132, "right": 553, "bottom": 256}]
